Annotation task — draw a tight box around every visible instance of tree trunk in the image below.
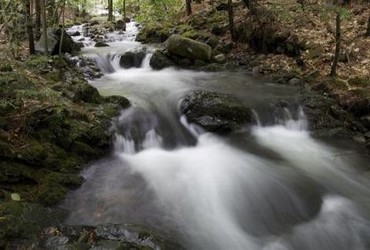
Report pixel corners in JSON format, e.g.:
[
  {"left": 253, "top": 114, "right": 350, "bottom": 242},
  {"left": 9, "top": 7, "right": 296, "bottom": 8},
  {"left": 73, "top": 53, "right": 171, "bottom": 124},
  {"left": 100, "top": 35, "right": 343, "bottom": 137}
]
[
  {"left": 228, "top": 0, "right": 236, "bottom": 42},
  {"left": 35, "top": 0, "right": 41, "bottom": 39},
  {"left": 366, "top": 13, "right": 370, "bottom": 37},
  {"left": 58, "top": 0, "right": 65, "bottom": 55},
  {"left": 41, "top": 0, "right": 48, "bottom": 54},
  {"left": 108, "top": 0, "right": 113, "bottom": 21},
  {"left": 25, "top": 0, "right": 35, "bottom": 54},
  {"left": 186, "top": 0, "right": 192, "bottom": 16},
  {"left": 243, "top": 0, "right": 256, "bottom": 14},
  {"left": 330, "top": 12, "right": 341, "bottom": 77},
  {"left": 123, "top": 0, "right": 127, "bottom": 30}
]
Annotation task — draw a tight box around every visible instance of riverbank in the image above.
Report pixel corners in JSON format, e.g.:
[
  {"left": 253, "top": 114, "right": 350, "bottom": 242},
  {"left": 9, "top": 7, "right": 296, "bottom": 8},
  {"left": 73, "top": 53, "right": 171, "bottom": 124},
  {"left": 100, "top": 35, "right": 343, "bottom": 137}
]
[
  {"left": 0, "top": 54, "right": 131, "bottom": 247},
  {"left": 136, "top": 0, "right": 370, "bottom": 148}
]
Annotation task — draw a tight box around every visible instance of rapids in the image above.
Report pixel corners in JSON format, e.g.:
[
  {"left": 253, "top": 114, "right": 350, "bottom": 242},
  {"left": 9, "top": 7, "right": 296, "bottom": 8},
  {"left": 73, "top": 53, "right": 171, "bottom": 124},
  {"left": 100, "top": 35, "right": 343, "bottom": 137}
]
[{"left": 62, "top": 22, "right": 370, "bottom": 250}]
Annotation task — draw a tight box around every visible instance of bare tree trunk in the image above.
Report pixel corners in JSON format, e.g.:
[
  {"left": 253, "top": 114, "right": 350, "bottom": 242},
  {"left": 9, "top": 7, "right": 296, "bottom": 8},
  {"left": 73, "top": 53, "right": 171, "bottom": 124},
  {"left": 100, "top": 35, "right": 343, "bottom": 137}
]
[
  {"left": 330, "top": 12, "right": 341, "bottom": 77},
  {"left": 41, "top": 0, "right": 48, "bottom": 54},
  {"left": 58, "top": 0, "right": 65, "bottom": 55},
  {"left": 228, "top": 0, "right": 236, "bottom": 42},
  {"left": 35, "top": 0, "right": 41, "bottom": 39},
  {"left": 108, "top": 0, "right": 113, "bottom": 21},
  {"left": 122, "top": 0, "right": 126, "bottom": 31},
  {"left": 186, "top": 0, "right": 192, "bottom": 16},
  {"left": 25, "top": 0, "right": 35, "bottom": 54}
]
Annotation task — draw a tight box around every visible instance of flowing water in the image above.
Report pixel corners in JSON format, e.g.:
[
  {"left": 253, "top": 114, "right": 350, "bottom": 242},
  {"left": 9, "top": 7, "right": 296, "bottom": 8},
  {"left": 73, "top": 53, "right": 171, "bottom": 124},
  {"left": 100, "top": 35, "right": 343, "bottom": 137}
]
[{"left": 63, "top": 23, "right": 370, "bottom": 249}]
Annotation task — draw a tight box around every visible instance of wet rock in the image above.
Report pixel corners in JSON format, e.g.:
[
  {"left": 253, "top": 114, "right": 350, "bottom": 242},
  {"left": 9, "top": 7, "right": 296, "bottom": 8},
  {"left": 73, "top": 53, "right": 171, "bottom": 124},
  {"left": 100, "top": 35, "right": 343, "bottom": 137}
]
[
  {"left": 180, "top": 90, "right": 255, "bottom": 134},
  {"left": 39, "top": 224, "right": 184, "bottom": 250},
  {"left": 288, "top": 77, "right": 302, "bottom": 85},
  {"left": 95, "top": 41, "right": 109, "bottom": 47},
  {"left": 35, "top": 28, "right": 81, "bottom": 55},
  {"left": 149, "top": 50, "right": 175, "bottom": 70},
  {"left": 167, "top": 34, "right": 212, "bottom": 61},
  {"left": 119, "top": 50, "right": 146, "bottom": 68},
  {"left": 69, "top": 31, "right": 81, "bottom": 36},
  {"left": 104, "top": 95, "right": 131, "bottom": 109},
  {"left": 115, "top": 19, "right": 126, "bottom": 30}
]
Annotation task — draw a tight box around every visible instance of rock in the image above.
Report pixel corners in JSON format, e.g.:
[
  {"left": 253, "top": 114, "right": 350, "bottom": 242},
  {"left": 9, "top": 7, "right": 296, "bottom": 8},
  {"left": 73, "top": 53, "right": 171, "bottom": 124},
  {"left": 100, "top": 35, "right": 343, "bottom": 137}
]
[
  {"left": 95, "top": 41, "right": 109, "bottom": 47},
  {"left": 69, "top": 31, "right": 81, "bottom": 36},
  {"left": 149, "top": 50, "right": 175, "bottom": 70},
  {"left": 35, "top": 28, "right": 81, "bottom": 55},
  {"left": 90, "top": 20, "right": 99, "bottom": 26},
  {"left": 180, "top": 90, "right": 255, "bottom": 134},
  {"left": 167, "top": 34, "right": 212, "bottom": 61},
  {"left": 288, "top": 77, "right": 302, "bottom": 85},
  {"left": 119, "top": 50, "right": 146, "bottom": 68},
  {"left": 364, "top": 131, "right": 370, "bottom": 139},
  {"left": 104, "top": 95, "right": 131, "bottom": 109},
  {"left": 353, "top": 135, "right": 366, "bottom": 143},
  {"left": 115, "top": 19, "right": 126, "bottom": 30},
  {"left": 206, "top": 35, "right": 219, "bottom": 48},
  {"left": 214, "top": 54, "right": 226, "bottom": 63},
  {"left": 360, "top": 115, "right": 370, "bottom": 128},
  {"left": 72, "top": 82, "right": 102, "bottom": 103},
  {"left": 136, "top": 22, "right": 171, "bottom": 43}
]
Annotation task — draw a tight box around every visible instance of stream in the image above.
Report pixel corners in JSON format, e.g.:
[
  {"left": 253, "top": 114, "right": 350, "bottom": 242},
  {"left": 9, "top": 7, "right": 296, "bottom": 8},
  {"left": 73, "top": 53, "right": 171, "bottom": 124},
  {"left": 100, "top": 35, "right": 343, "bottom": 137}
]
[{"left": 62, "top": 22, "right": 370, "bottom": 250}]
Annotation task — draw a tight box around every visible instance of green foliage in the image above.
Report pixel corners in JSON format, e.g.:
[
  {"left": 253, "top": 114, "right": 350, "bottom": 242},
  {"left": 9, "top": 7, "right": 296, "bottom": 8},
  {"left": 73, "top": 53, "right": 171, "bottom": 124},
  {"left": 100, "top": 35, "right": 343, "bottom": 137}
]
[{"left": 132, "top": 0, "right": 182, "bottom": 23}]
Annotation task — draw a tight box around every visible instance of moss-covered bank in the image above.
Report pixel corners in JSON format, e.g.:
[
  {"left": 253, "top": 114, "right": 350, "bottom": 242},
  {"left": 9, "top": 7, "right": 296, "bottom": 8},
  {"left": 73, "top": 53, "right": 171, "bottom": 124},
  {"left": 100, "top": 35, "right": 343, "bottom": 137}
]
[{"left": 0, "top": 55, "right": 130, "bottom": 247}]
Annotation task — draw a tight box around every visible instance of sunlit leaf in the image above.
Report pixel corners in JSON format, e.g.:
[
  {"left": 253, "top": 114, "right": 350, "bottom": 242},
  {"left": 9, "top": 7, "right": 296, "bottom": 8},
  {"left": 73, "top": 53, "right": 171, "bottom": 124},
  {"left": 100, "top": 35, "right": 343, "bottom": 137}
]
[{"left": 11, "top": 193, "right": 21, "bottom": 201}]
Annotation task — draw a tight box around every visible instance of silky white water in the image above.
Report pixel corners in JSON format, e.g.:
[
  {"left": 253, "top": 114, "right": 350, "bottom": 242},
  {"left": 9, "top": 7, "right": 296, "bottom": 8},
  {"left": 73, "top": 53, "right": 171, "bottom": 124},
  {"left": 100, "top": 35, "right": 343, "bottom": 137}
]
[{"left": 63, "top": 22, "right": 370, "bottom": 249}]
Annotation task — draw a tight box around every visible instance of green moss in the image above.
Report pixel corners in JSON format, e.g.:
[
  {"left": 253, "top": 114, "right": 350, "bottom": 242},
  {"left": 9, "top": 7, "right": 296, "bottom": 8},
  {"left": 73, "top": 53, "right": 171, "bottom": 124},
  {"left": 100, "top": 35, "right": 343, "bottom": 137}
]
[{"left": 348, "top": 77, "right": 369, "bottom": 87}]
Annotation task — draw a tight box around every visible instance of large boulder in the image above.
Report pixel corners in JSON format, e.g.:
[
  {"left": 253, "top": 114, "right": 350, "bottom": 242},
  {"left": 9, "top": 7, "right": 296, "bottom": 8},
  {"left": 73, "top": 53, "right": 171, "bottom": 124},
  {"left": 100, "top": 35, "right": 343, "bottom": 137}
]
[
  {"left": 180, "top": 90, "right": 255, "bottom": 134},
  {"left": 35, "top": 28, "right": 81, "bottom": 55},
  {"left": 149, "top": 50, "right": 175, "bottom": 70},
  {"left": 119, "top": 51, "right": 146, "bottom": 68},
  {"left": 167, "top": 34, "right": 212, "bottom": 61}
]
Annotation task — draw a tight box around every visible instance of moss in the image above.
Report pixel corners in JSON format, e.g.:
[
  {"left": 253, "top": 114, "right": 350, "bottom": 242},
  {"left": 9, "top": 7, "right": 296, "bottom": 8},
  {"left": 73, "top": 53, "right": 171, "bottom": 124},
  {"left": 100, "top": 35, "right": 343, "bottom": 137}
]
[
  {"left": 136, "top": 22, "right": 173, "bottom": 43},
  {"left": 348, "top": 77, "right": 369, "bottom": 87},
  {"left": 36, "top": 182, "right": 67, "bottom": 206}
]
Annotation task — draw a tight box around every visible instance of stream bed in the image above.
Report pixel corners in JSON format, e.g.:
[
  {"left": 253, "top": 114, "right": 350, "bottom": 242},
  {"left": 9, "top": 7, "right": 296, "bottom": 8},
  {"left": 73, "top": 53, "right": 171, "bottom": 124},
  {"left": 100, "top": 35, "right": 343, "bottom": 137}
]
[{"left": 62, "top": 22, "right": 370, "bottom": 250}]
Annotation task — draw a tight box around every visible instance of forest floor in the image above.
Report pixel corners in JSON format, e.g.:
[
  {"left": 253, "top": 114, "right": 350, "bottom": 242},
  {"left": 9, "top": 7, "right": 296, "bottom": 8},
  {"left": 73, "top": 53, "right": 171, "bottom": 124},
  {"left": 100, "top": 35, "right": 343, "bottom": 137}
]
[{"left": 184, "top": 0, "right": 370, "bottom": 116}]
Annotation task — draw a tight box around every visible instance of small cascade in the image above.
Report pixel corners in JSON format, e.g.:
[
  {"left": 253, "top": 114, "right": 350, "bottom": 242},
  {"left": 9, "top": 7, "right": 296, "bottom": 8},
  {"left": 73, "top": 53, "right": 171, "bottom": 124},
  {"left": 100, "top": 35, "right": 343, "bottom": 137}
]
[{"left": 62, "top": 18, "right": 370, "bottom": 250}]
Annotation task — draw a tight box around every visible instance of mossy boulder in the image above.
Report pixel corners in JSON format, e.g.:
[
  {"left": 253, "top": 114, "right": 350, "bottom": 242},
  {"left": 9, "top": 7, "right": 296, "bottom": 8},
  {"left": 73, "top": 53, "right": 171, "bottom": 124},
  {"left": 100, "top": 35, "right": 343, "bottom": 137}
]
[
  {"left": 136, "top": 22, "right": 172, "bottom": 44},
  {"left": 180, "top": 90, "right": 255, "bottom": 134},
  {"left": 167, "top": 35, "right": 212, "bottom": 61}
]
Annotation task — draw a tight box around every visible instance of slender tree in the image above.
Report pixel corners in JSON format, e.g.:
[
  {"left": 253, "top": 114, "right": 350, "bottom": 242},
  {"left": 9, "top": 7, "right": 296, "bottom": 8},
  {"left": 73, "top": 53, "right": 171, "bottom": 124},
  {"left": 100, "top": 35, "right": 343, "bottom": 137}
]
[
  {"left": 41, "top": 0, "right": 48, "bottom": 54},
  {"left": 122, "top": 0, "right": 126, "bottom": 30},
  {"left": 108, "top": 0, "right": 113, "bottom": 21},
  {"left": 228, "top": 0, "right": 236, "bottom": 42},
  {"left": 35, "top": 0, "right": 41, "bottom": 38},
  {"left": 25, "top": 0, "right": 35, "bottom": 54},
  {"left": 58, "top": 0, "right": 66, "bottom": 55},
  {"left": 186, "top": 0, "right": 192, "bottom": 16},
  {"left": 330, "top": 12, "right": 341, "bottom": 77}
]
